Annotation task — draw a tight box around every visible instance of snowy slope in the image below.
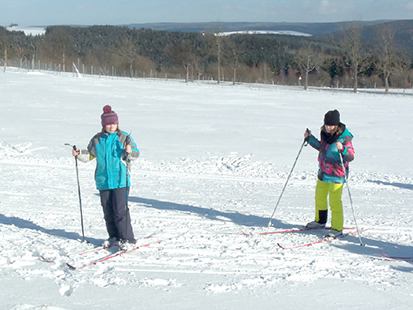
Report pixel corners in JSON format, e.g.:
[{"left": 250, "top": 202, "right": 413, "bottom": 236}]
[
  {"left": 218, "top": 30, "right": 312, "bottom": 36},
  {"left": 0, "top": 69, "right": 412, "bottom": 309},
  {"left": 6, "top": 26, "right": 46, "bottom": 36}
]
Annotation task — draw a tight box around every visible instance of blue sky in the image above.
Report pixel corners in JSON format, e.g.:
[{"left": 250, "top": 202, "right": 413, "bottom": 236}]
[{"left": 2, "top": 0, "right": 413, "bottom": 26}]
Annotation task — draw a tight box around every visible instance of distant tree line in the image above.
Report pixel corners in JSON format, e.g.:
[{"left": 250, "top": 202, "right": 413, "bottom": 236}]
[{"left": 1, "top": 21, "right": 412, "bottom": 93}]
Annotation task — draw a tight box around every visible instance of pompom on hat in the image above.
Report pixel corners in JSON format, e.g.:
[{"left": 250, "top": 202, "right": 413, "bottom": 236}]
[
  {"left": 324, "top": 109, "right": 340, "bottom": 126},
  {"left": 101, "top": 105, "right": 118, "bottom": 126}
]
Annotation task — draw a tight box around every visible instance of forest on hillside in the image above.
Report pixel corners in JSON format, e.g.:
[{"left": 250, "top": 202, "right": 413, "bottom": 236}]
[{"left": 1, "top": 20, "right": 412, "bottom": 92}]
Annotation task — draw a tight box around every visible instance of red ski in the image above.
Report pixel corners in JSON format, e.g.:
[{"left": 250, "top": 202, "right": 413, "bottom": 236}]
[
  {"left": 67, "top": 240, "right": 161, "bottom": 270},
  {"left": 277, "top": 229, "right": 368, "bottom": 249},
  {"left": 242, "top": 227, "right": 354, "bottom": 236},
  {"left": 40, "top": 255, "right": 55, "bottom": 262},
  {"left": 379, "top": 251, "right": 413, "bottom": 262},
  {"left": 41, "top": 233, "right": 155, "bottom": 263}
]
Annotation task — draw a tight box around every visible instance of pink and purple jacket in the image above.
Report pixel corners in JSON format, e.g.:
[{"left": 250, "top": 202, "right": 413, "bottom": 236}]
[{"left": 308, "top": 127, "right": 355, "bottom": 184}]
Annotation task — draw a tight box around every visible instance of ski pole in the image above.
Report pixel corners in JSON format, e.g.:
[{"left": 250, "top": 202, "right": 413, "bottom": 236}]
[
  {"left": 124, "top": 135, "right": 132, "bottom": 242},
  {"left": 65, "top": 143, "right": 86, "bottom": 243},
  {"left": 268, "top": 137, "right": 307, "bottom": 227},
  {"left": 339, "top": 153, "right": 364, "bottom": 246}
]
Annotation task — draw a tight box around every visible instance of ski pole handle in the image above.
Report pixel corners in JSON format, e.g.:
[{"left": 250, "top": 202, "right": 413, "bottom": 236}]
[
  {"left": 65, "top": 143, "right": 80, "bottom": 157},
  {"left": 303, "top": 128, "right": 311, "bottom": 146},
  {"left": 123, "top": 135, "right": 132, "bottom": 162},
  {"left": 72, "top": 145, "right": 79, "bottom": 157},
  {"left": 304, "top": 128, "right": 311, "bottom": 141}
]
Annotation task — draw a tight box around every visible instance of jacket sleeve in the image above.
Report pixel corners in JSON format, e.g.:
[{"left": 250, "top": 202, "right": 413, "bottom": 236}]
[
  {"left": 129, "top": 148, "right": 140, "bottom": 161},
  {"left": 129, "top": 136, "right": 140, "bottom": 160},
  {"left": 121, "top": 132, "right": 140, "bottom": 161},
  {"left": 77, "top": 134, "right": 99, "bottom": 163},
  {"left": 77, "top": 149, "right": 95, "bottom": 162},
  {"left": 340, "top": 136, "right": 355, "bottom": 162},
  {"left": 308, "top": 135, "right": 321, "bottom": 151}
]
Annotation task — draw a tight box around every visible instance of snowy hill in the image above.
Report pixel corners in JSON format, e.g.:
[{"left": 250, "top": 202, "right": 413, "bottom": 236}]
[
  {"left": 125, "top": 21, "right": 388, "bottom": 36},
  {"left": 6, "top": 26, "right": 46, "bottom": 36},
  {"left": 218, "top": 30, "right": 311, "bottom": 37},
  {"left": 0, "top": 69, "right": 412, "bottom": 309}
]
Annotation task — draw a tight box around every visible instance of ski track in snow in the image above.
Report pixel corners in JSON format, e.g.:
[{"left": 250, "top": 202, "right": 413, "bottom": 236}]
[
  {"left": 1, "top": 143, "right": 413, "bottom": 299},
  {"left": 1, "top": 70, "right": 413, "bottom": 309}
]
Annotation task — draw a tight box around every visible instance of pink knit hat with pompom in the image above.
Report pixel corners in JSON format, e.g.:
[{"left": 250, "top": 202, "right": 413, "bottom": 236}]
[{"left": 101, "top": 105, "right": 118, "bottom": 126}]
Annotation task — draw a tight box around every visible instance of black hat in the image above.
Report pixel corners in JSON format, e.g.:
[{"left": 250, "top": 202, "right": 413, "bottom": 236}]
[{"left": 324, "top": 110, "right": 340, "bottom": 126}]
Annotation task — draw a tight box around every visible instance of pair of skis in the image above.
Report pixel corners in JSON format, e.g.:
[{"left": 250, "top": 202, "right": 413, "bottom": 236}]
[
  {"left": 241, "top": 226, "right": 354, "bottom": 236},
  {"left": 42, "top": 236, "right": 161, "bottom": 269},
  {"left": 67, "top": 240, "right": 161, "bottom": 269},
  {"left": 243, "top": 227, "right": 367, "bottom": 249},
  {"left": 277, "top": 229, "right": 368, "bottom": 249},
  {"left": 244, "top": 227, "right": 412, "bottom": 261}
]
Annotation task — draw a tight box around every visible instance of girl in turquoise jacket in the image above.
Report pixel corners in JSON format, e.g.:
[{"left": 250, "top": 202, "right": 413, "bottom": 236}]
[
  {"left": 304, "top": 110, "right": 355, "bottom": 238},
  {"left": 73, "top": 105, "right": 139, "bottom": 250}
]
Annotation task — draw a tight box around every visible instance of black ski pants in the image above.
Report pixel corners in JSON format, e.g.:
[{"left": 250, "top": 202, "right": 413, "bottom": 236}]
[{"left": 99, "top": 187, "right": 135, "bottom": 243}]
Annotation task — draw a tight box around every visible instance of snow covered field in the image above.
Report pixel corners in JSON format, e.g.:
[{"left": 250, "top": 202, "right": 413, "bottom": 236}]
[{"left": 1, "top": 69, "right": 412, "bottom": 309}]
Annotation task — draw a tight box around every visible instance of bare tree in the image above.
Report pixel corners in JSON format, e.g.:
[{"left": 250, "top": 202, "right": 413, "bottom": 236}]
[
  {"left": 294, "top": 40, "right": 324, "bottom": 90},
  {"left": 116, "top": 32, "right": 140, "bottom": 78},
  {"left": 42, "top": 27, "right": 75, "bottom": 72},
  {"left": 408, "top": 59, "right": 413, "bottom": 91},
  {"left": 374, "top": 23, "right": 402, "bottom": 94},
  {"left": 337, "top": 21, "right": 370, "bottom": 92},
  {"left": 220, "top": 37, "right": 240, "bottom": 85},
  {"left": 28, "top": 36, "right": 42, "bottom": 70},
  {"left": 86, "top": 44, "right": 116, "bottom": 75},
  {"left": 215, "top": 30, "right": 223, "bottom": 84},
  {"left": 10, "top": 35, "right": 26, "bottom": 67},
  {"left": 164, "top": 41, "right": 197, "bottom": 83},
  {"left": 0, "top": 27, "right": 10, "bottom": 72}
]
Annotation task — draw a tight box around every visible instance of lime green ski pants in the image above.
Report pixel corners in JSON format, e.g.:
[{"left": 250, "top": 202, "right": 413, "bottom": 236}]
[{"left": 314, "top": 179, "right": 344, "bottom": 231}]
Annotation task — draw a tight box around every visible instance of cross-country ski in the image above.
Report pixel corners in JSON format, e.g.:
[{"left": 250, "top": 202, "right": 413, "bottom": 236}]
[
  {"left": 66, "top": 240, "right": 161, "bottom": 269},
  {"left": 242, "top": 226, "right": 355, "bottom": 236},
  {"left": 379, "top": 251, "right": 413, "bottom": 262},
  {"left": 277, "top": 229, "right": 368, "bottom": 249},
  {"left": 40, "top": 233, "right": 156, "bottom": 263}
]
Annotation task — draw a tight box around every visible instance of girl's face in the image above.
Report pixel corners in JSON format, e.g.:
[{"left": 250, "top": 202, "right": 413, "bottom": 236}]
[
  {"left": 105, "top": 123, "right": 118, "bottom": 134},
  {"left": 325, "top": 125, "right": 337, "bottom": 134}
]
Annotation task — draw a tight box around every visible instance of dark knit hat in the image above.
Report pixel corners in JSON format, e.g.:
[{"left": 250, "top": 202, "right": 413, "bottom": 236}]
[
  {"left": 324, "top": 110, "right": 340, "bottom": 126},
  {"left": 101, "top": 105, "right": 118, "bottom": 126}
]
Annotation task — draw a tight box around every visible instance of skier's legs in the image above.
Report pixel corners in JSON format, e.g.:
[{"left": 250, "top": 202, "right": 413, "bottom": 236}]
[
  {"left": 99, "top": 190, "right": 119, "bottom": 239},
  {"left": 328, "top": 183, "right": 344, "bottom": 231},
  {"left": 314, "top": 179, "right": 329, "bottom": 224},
  {"left": 111, "top": 187, "right": 135, "bottom": 243}
]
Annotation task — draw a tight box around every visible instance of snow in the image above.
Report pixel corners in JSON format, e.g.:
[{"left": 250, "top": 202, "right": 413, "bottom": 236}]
[
  {"left": 6, "top": 26, "right": 46, "bottom": 36},
  {"left": 1, "top": 68, "right": 413, "bottom": 309},
  {"left": 218, "top": 30, "right": 312, "bottom": 37}
]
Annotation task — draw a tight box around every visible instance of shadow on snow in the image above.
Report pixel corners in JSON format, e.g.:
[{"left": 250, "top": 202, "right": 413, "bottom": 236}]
[
  {"left": 368, "top": 180, "right": 413, "bottom": 190},
  {"left": 130, "top": 196, "right": 413, "bottom": 271},
  {"left": 129, "top": 196, "right": 296, "bottom": 229},
  {"left": 0, "top": 213, "right": 101, "bottom": 245},
  {"left": 331, "top": 233, "right": 413, "bottom": 270}
]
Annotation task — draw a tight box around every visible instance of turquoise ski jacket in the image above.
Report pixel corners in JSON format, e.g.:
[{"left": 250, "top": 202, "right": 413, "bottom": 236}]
[{"left": 78, "top": 130, "right": 140, "bottom": 190}]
